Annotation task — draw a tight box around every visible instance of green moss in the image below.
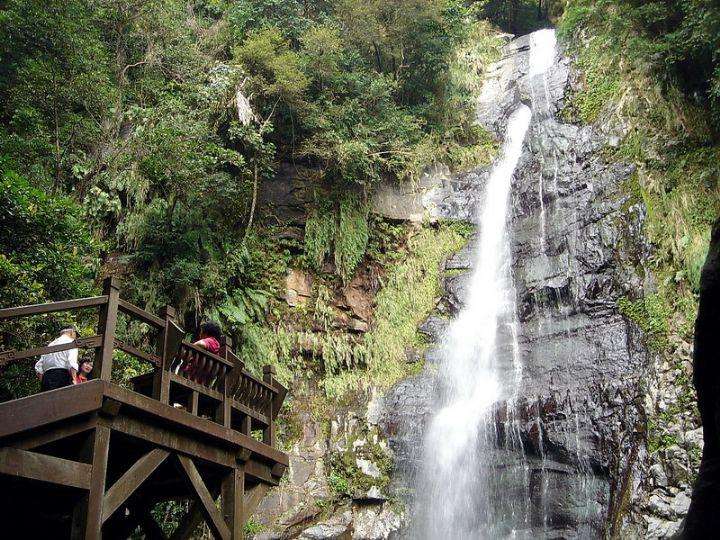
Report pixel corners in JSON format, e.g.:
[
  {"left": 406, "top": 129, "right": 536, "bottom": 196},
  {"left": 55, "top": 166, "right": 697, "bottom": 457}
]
[
  {"left": 617, "top": 295, "right": 670, "bottom": 352},
  {"left": 327, "top": 428, "right": 394, "bottom": 499},
  {"left": 244, "top": 518, "right": 265, "bottom": 536},
  {"left": 561, "top": 38, "right": 620, "bottom": 124}
]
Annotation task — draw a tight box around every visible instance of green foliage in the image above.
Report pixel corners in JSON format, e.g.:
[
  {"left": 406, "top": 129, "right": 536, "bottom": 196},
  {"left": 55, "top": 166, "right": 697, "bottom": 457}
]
[
  {"left": 0, "top": 165, "right": 98, "bottom": 400},
  {"left": 617, "top": 295, "right": 670, "bottom": 351},
  {"left": 559, "top": 0, "right": 720, "bottom": 130},
  {"left": 305, "top": 194, "right": 369, "bottom": 284},
  {"left": 0, "top": 0, "right": 502, "bottom": 333},
  {"left": 327, "top": 427, "right": 393, "bottom": 499},
  {"left": 328, "top": 472, "right": 350, "bottom": 495},
  {"left": 151, "top": 500, "right": 189, "bottom": 537},
  {"left": 562, "top": 38, "right": 620, "bottom": 123},
  {"left": 473, "top": 0, "right": 552, "bottom": 34},
  {"left": 244, "top": 517, "right": 265, "bottom": 536},
  {"left": 334, "top": 197, "right": 369, "bottom": 284},
  {"left": 322, "top": 221, "right": 472, "bottom": 397},
  {"left": 305, "top": 205, "right": 336, "bottom": 272}
]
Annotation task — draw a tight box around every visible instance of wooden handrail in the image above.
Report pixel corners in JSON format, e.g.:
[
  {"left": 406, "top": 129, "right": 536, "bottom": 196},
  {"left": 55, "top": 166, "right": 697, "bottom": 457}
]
[
  {"left": 0, "top": 336, "right": 103, "bottom": 369},
  {"left": 0, "top": 277, "right": 288, "bottom": 450},
  {"left": 0, "top": 296, "right": 108, "bottom": 320},
  {"left": 114, "top": 339, "right": 161, "bottom": 368}
]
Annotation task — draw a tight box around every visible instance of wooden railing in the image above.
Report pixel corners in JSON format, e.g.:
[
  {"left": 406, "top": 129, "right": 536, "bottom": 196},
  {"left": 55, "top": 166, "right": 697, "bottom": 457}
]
[{"left": 0, "top": 277, "right": 286, "bottom": 449}]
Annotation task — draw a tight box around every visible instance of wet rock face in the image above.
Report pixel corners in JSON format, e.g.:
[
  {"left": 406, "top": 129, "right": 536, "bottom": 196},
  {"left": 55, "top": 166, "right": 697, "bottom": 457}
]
[{"left": 379, "top": 33, "right": 653, "bottom": 538}]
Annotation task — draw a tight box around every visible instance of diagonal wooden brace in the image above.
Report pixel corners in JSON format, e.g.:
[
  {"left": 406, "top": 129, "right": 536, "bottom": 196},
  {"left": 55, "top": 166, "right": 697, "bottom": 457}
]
[
  {"left": 176, "top": 454, "right": 231, "bottom": 540},
  {"left": 102, "top": 448, "right": 170, "bottom": 523}
]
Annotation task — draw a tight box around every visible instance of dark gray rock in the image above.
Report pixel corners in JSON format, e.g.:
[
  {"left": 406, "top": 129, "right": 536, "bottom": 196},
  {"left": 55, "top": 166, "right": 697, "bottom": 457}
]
[{"left": 377, "top": 31, "right": 652, "bottom": 538}]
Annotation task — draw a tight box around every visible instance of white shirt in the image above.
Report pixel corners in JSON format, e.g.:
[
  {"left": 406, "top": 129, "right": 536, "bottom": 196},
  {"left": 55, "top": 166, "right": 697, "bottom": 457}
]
[{"left": 35, "top": 334, "right": 79, "bottom": 374}]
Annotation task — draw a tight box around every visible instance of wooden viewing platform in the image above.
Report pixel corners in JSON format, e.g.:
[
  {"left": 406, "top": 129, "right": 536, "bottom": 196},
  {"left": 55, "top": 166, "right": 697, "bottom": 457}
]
[{"left": 0, "top": 277, "right": 289, "bottom": 539}]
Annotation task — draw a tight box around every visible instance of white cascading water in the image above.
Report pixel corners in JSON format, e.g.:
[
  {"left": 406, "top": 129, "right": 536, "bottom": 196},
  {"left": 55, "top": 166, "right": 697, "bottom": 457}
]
[{"left": 415, "top": 30, "right": 558, "bottom": 539}]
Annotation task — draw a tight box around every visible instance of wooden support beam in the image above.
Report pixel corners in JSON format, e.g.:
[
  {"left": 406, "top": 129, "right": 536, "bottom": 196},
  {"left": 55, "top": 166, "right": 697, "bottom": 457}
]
[
  {"left": 0, "top": 447, "right": 91, "bottom": 489},
  {"left": 177, "top": 455, "right": 231, "bottom": 540},
  {"left": 11, "top": 415, "right": 96, "bottom": 450},
  {"left": 102, "top": 449, "right": 170, "bottom": 523},
  {"left": 190, "top": 391, "right": 199, "bottom": 416},
  {"left": 72, "top": 426, "right": 111, "bottom": 540},
  {"left": 110, "top": 416, "right": 235, "bottom": 468},
  {"left": 222, "top": 466, "right": 245, "bottom": 540},
  {"left": 94, "top": 277, "right": 120, "bottom": 381}
]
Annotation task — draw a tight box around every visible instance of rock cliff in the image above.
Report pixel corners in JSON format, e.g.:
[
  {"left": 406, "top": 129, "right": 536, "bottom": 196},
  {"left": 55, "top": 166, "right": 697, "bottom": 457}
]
[{"left": 253, "top": 31, "right": 700, "bottom": 540}]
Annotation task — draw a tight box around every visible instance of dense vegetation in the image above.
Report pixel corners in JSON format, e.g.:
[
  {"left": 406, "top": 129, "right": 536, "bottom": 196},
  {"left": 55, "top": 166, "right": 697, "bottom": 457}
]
[{"left": 0, "top": 0, "right": 504, "bottom": 397}]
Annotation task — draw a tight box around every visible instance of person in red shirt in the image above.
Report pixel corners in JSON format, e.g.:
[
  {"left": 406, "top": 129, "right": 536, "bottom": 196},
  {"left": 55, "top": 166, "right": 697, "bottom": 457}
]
[
  {"left": 193, "top": 321, "right": 221, "bottom": 354},
  {"left": 181, "top": 321, "right": 223, "bottom": 384}
]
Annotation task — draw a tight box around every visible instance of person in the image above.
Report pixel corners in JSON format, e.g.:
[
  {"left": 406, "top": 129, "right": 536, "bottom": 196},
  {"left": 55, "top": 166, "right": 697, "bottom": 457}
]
[
  {"left": 180, "top": 321, "right": 222, "bottom": 384},
  {"left": 193, "top": 321, "right": 222, "bottom": 354},
  {"left": 35, "top": 327, "right": 79, "bottom": 391},
  {"left": 74, "top": 357, "right": 93, "bottom": 384}
]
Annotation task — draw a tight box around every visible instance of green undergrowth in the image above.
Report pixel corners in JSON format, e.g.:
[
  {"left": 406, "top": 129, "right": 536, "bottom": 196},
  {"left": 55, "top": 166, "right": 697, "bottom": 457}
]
[
  {"left": 320, "top": 221, "right": 472, "bottom": 397},
  {"left": 241, "top": 220, "right": 472, "bottom": 400},
  {"left": 305, "top": 193, "right": 370, "bottom": 285},
  {"left": 617, "top": 294, "right": 670, "bottom": 352},
  {"left": 328, "top": 427, "right": 393, "bottom": 499},
  {"left": 432, "top": 19, "right": 502, "bottom": 170}
]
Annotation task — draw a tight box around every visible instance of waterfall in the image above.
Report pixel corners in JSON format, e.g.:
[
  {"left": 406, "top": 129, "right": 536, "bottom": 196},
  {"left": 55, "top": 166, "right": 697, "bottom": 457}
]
[{"left": 414, "top": 30, "right": 558, "bottom": 539}]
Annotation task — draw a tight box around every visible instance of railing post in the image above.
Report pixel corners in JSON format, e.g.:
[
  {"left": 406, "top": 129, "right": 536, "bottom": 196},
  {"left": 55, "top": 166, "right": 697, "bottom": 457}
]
[
  {"left": 93, "top": 276, "right": 120, "bottom": 381},
  {"left": 263, "top": 365, "right": 276, "bottom": 448},
  {"left": 217, "top": 336, "right": 233, "bottom": 428},
  {"left": 153, "top": 305, "right": 176, "bottom": 404}
]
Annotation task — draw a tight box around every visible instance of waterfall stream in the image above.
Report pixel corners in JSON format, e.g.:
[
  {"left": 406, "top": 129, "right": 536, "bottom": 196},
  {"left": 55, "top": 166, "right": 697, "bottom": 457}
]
[{"left": 414, "top": 30, "right": 558, "bottom": 539}]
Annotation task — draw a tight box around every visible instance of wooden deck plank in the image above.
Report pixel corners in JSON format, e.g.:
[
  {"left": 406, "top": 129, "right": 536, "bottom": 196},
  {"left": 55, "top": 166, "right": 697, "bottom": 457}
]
[
  {"left": 0, "top": 447, "right": 91, "bottom": 489},
  {"left": 103, "top": 383, "right": 289, "bottom": 466},
  {"left": 0, "top": 380, "right": 288, "bottom": 477}
]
